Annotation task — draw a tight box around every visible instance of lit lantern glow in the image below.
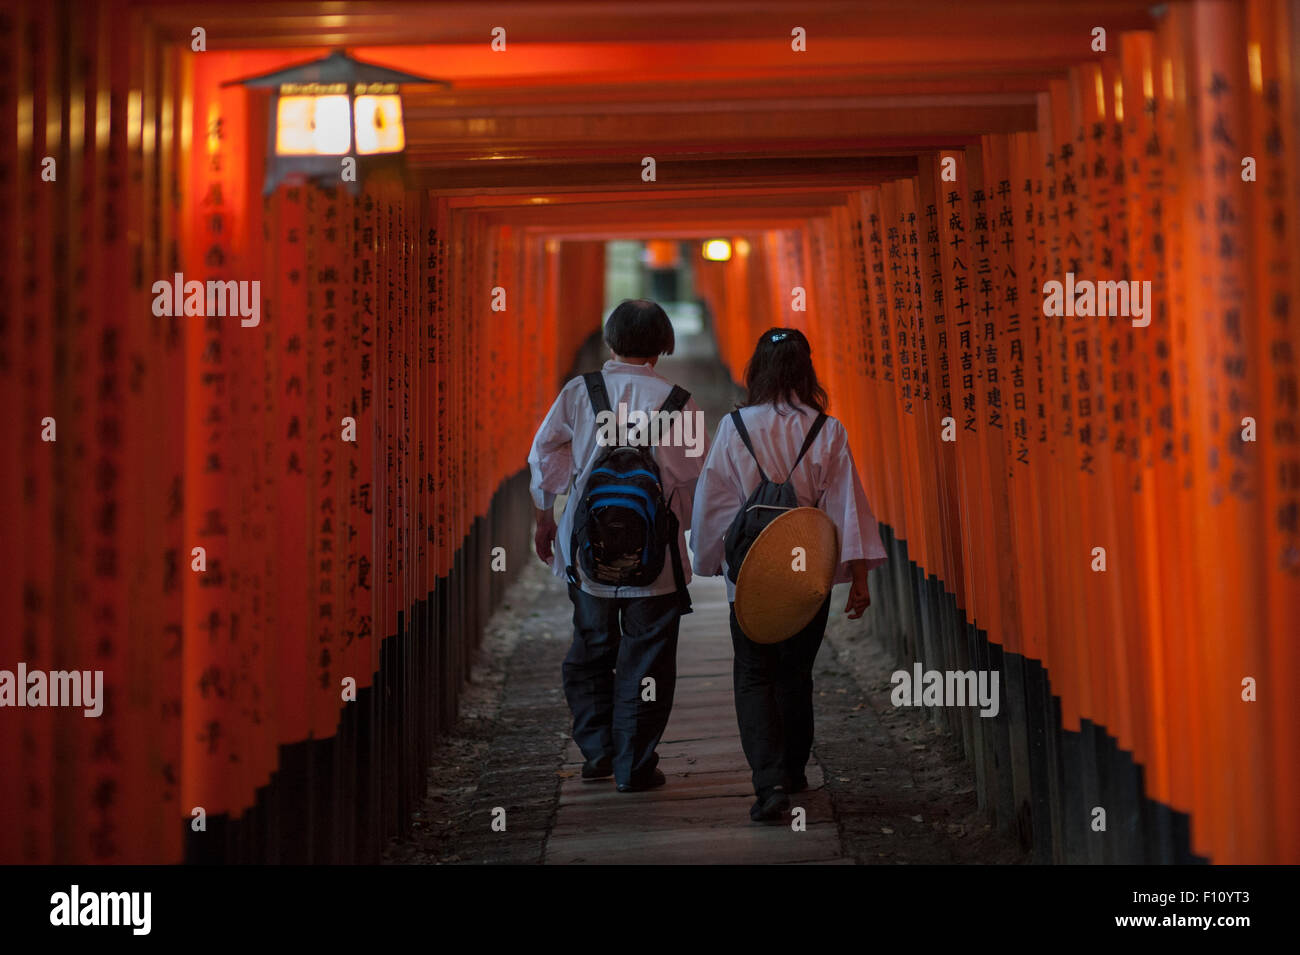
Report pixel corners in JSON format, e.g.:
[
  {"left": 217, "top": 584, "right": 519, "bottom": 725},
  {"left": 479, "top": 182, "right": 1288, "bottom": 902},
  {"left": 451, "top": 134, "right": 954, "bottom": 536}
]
[
  {"left": 227, "top": 51, "right": 447, "bottom": 194},
  {"left": 276, "top": 92, "right": 352, "bottom": 155},
  {"left": 353, "top": 93, "right": 406, "bottom": 155},
  {"left": 702, "top": 239, "right": 732, "bottom": 262}
]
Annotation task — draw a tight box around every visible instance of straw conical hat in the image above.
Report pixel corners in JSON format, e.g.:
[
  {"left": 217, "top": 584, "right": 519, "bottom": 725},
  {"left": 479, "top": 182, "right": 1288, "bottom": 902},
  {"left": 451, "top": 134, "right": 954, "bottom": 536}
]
[{"left": 734, "top": 507, "right": 840, "bottom": 644}]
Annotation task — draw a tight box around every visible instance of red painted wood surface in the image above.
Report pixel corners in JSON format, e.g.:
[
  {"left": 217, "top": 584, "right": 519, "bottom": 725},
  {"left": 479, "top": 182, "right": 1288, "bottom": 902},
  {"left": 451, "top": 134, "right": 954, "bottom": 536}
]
[
  {"left": 0, "top": 0, "right": 1295, "bottom": 865},
  {"left": 696, "top": 2, "right": 1299, "bottom": 865}
]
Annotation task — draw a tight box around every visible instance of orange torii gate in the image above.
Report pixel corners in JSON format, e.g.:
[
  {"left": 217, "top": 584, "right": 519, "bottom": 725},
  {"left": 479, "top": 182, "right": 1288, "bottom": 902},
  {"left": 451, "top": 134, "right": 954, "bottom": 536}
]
[
  {"left": 694, "top": 3, "right": 1300, "bottom": 865},
  {"left": 0, "top": 0, "right": 1296, "bottom": 866}
]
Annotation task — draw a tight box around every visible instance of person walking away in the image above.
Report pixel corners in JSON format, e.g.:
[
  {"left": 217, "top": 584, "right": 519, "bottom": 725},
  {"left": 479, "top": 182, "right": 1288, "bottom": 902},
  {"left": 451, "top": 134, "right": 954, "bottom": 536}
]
[
  {"left": 691, "top": 327, "right": 887, "bottom": 821},
  {"left": 529, "top": 299, "right": 707, "bottom": 792}
]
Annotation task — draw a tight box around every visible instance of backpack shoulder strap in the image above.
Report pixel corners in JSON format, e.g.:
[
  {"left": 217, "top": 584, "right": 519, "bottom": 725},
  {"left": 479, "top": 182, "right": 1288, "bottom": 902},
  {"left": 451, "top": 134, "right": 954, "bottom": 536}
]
[
  {"left": 665, "top": 504, "right": 692, "bottom": 616},
  {"left": 788, "top": 411, "right": 828, "bottom": 478},
  {"left": 730, "top": 409, "right": 769, "bottom": 483},
  {"left": 658, "top": 384, "right": 690, "bottom": 416},
  {"left": 582, "top": 372, "right": 612, "bottom": 416}
]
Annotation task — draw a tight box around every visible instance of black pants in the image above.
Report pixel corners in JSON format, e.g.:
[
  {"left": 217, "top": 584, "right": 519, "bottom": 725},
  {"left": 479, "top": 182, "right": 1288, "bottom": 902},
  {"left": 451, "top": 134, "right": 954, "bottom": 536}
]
[
  {"left": 563, "top": 584, "right": 682, "bottom": 787},
  {"left": 729, "top": 595, "right": 832, "bottom": 794}
]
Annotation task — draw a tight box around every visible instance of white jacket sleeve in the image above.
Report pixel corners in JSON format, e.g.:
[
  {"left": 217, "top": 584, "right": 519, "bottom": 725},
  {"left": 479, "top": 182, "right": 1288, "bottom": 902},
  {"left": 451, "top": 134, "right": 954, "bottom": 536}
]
[
  {"left": 659, "top": 395, "right": 709, "bottom": 532},
  {"left": 528, "top": 381, "right": 577, "bottom": 510},
  {"left": 817, "top": 419, "right": 888, "bottom": 575},
  {"left": 690, "top": 414, "right": 747, "bottom": 577}
]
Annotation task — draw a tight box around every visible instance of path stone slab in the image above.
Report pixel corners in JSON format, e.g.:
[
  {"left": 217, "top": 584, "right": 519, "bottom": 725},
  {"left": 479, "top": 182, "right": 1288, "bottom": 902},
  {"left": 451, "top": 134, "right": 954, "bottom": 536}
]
[{"left": 552, "top": 786, "right": 836, "bottom": 831}]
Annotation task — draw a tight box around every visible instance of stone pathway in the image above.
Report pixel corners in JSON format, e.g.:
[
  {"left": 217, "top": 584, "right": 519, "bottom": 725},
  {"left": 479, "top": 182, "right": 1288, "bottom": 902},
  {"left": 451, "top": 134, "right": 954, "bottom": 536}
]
[{"left": 544, "top": 575, "right": 850, "bottom": 865}]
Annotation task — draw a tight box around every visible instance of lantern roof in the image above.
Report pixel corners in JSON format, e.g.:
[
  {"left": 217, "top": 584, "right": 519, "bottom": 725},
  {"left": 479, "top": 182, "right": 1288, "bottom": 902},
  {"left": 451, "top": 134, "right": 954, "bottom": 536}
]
[{"left": 223, "top": 50, "right": 449, "bottom": 89}]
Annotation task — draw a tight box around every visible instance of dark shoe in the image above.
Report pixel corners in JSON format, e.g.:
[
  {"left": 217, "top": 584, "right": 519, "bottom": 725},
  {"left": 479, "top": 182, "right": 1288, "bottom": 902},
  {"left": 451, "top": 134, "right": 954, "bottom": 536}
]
[
  {"left": 750, "top": 786, "right": 791, "bottom": 822},
  {"left": 787, "top": 773, "right": 809, "bottom": 794},
  {"left": 582, "top": 756, "right": 613, "bottom": 781},
  {"left": 617, "top": 768, "right": 666, "bottom": 793}
]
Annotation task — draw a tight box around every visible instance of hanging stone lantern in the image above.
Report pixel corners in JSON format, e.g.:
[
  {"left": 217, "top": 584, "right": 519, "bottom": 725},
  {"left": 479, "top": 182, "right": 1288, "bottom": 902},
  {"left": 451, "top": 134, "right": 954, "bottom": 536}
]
[{"left": 225, "top": 49, "right": 449, "bottom": 195}]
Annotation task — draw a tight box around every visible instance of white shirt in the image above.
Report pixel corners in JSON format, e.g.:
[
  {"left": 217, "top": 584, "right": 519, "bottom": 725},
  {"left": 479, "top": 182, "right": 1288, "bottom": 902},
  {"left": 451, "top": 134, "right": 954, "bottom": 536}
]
[
  {"left": 528, "top": 359, "right": 707, "bottom": 598},
  {"left": 690, "top": 401, "right": 888, "bottom": 602}
]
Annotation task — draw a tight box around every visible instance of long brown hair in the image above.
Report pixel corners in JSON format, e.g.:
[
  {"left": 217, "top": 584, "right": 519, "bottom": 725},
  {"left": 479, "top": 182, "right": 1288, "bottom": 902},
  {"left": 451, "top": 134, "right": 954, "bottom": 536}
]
[{"left": 741, "top": 327, "right": 828, "bottom": 414}]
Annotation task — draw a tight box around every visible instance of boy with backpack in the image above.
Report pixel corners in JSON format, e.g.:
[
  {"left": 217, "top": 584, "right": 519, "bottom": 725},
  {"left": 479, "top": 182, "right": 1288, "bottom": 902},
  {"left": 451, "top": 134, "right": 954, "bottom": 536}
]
[{"left": 528, "top": 300, "right": 706, "bottom": 792}]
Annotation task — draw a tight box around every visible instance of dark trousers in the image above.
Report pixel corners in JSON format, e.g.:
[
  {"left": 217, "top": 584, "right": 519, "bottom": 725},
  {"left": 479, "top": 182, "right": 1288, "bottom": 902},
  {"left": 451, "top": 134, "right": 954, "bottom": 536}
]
[
  {"left": 563, "top": 584, "right": 682, "bottom": 786},
  {"left": 729, "top": 595, "right": 832, "bottom": 794}
]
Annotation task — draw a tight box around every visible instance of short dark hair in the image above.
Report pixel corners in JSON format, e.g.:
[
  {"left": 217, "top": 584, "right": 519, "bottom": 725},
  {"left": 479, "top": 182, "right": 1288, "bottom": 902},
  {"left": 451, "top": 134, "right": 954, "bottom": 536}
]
[
  {"left": 603, "top": 299, "right": 675, "bottom": 358},
  {"left": 741, "top": 327, "right": 828, "bottom": 414}
]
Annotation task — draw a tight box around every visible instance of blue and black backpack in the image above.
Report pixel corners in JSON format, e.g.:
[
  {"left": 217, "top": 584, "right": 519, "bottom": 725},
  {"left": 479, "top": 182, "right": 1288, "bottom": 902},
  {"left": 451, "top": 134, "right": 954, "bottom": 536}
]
[{"left": 568, "top": 372, "right": 692, "bottom": 614}]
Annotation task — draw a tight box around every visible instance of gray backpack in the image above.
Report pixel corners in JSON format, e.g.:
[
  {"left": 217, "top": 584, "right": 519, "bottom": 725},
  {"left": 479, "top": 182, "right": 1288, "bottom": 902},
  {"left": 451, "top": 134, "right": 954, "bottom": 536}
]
[{"left": 723, "top": 408, "right": 827, "bottom": 583}]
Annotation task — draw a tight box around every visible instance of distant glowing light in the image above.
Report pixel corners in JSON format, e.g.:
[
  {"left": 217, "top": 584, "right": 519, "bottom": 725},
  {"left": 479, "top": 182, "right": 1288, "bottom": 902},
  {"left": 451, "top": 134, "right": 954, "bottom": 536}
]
[
  {"left": 206, "top": 102, "right": 223, "bottom": 155},
  {"left": 702, "top": 239, "right": 732, "bottom": 262},
  {"left": 1248, "top": 43, "right": 1263, "bottom": 93}
]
